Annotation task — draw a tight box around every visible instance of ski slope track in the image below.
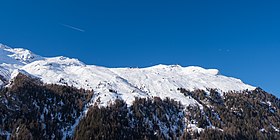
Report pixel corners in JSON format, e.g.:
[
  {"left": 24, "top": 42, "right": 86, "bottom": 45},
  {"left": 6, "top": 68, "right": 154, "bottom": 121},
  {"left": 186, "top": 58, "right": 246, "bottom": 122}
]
[{"left": 0, "top": 43, "right": 255, "bottom": 107}]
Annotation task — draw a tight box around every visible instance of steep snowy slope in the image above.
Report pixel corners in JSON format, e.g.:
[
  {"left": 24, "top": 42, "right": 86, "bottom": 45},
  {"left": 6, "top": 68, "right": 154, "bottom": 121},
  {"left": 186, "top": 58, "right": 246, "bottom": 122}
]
[
  {"left": 21, "top": 57, "right": 255, "bottom": 106},
  {"left": 0, "top": 43, "right": 255, "bottom": 106}
]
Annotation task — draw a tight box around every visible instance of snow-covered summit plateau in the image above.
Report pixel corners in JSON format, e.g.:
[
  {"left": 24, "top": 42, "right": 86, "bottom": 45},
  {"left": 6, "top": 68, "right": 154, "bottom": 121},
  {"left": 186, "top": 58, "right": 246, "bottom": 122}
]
[{"left": 0, "top": 44, "right": 255, "bottom": 106}]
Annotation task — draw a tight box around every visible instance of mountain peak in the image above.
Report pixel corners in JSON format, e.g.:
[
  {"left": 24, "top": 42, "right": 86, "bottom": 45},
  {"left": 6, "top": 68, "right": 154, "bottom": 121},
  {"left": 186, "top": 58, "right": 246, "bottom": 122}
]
[
  {"left": 0, "top": 44, "right": 43, "bottom": 65},
  {"left": 0, "top": 43, "right": 11, "bottom": 49}
]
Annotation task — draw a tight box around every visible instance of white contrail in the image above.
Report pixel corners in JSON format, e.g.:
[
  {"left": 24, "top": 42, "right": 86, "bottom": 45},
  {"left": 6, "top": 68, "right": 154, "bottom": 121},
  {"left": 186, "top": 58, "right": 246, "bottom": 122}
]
[{"left": 60, "top": 23, "right": 85, "bottom": 32}]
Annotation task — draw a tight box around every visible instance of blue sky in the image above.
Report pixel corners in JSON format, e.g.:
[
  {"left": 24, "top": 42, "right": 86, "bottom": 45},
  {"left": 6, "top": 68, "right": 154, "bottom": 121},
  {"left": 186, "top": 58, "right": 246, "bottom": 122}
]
[{"left": 0, "top": 0, "right": 279, "bottom": 96}]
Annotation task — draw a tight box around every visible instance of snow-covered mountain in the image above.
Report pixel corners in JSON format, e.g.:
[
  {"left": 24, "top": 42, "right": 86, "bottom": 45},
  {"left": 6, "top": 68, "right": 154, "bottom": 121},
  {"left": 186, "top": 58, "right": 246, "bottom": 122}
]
[
  {"left": 1, "top": 43, "right": 280, "bottom": 140},
  {"left": 0, "top": 44, "right": 254, "bottom": 106}
]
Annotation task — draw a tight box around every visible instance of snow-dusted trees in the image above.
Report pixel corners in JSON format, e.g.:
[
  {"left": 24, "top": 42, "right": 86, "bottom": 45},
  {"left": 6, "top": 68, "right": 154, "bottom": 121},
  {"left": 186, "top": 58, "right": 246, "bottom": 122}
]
[
  {"left": 1, "top": 73, "right": 280, "bottom": 139},
  {"left": 74, "top": 97, "right": 185, "bottom": 140},
  {"left": 0, "top": 73, "right": 92, "bottom": 139}
]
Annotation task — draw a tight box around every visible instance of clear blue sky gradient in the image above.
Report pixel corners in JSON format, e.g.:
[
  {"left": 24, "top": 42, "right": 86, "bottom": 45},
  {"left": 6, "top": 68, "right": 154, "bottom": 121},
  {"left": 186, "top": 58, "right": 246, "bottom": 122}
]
[{"left": 0, "top": 0, "right": 279, "bottom": 96}]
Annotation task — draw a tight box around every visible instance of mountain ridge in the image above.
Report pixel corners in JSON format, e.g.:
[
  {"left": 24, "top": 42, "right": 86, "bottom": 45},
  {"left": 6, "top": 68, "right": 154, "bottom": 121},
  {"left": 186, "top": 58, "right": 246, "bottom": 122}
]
[
  {"left": 0, "top": 43, "right": 279, "bottom": 140},
  {"left": 0, "top": 44, "right": 254, "bottom": 107}
]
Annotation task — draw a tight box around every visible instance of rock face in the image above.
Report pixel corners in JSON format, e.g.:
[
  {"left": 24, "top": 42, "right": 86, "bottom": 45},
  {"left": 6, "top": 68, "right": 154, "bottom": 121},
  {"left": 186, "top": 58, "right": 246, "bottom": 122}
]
[{"left": 0, "top": 43, "right": 279, "bottom": 140}]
